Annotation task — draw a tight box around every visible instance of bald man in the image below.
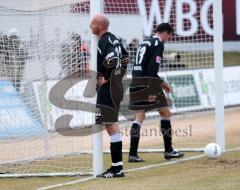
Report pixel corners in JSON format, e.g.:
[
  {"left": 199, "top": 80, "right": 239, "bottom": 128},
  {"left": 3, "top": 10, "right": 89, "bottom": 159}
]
[{"left": 90, "top": 14, "right": 129, "bottom": 178}]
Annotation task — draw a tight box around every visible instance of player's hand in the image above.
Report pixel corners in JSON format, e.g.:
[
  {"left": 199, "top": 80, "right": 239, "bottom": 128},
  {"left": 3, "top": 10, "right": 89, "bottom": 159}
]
[
  {"left": 160, "top": 82, "right": 172, "bottom": 94},
  {"left": 148, "top": 95, "right": 157, "bottom": 102},
  {"left": 121, "top": 55, "right": 130, "bottom": 65},
  {"left": 103, "top": 57, "right": 118, "bottom": 68},
  {"left": 97, "top": 76, "right": 108, "bottom": 87}
]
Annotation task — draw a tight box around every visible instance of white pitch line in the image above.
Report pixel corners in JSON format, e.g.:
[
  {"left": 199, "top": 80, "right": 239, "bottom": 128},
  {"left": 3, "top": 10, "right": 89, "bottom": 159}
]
[
  {"left": 37, "top": 147, "right": 240, "bottom": 190},
  {"left": 36, "top": 154, "right": 204, "bottom": 190},
  {"left": 226, "top": 147, "right": 240, "bottom": 152},
  {"left": 36, "top": 176, "right": 95, "bottom": 190},
  {"left": 117, "top": 146, "right": 240, "bottom": 173},
  {"left": 125, "top": 154, "right": 205, "bottom": 173}
]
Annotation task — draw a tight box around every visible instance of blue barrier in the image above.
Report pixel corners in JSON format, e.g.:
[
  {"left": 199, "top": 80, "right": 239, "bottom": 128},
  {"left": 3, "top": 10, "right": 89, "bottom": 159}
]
[{"left": 0, "top": 81, "right": 43, "bottom": 139}]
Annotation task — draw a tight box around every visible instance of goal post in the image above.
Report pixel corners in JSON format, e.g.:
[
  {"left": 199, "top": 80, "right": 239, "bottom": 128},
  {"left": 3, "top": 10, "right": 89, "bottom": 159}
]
[
  {"left": 90, "top": 0, "right": 104, "bottom": 177},
  {"left": 213, "top": 0, "right": 225, "bottom": 151}
]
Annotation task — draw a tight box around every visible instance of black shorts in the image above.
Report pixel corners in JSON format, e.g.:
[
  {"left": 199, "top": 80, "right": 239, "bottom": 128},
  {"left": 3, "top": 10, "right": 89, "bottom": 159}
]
[
  {"left": 95, "top": 93, "right": 121, "bottom": 124},
  {"left": 129, "top": 86, "right": 169, "bottom": 112}
]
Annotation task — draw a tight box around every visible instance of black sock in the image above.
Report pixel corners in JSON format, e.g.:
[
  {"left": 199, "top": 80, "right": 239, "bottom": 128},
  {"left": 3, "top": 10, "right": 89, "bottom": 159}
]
[
  {"left": 110, "top": 141, "right": 123, "bottom": 172},
  {"left": 129, "top": 122, "right": 141, "bottom": 157},
  {"left": 161, "top": 120, "right": 173, "bottom": 153}
]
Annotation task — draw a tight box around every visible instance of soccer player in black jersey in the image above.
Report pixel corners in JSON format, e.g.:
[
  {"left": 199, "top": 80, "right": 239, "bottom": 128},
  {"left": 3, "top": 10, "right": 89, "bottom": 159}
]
[
  {"left": 128, "top": 23, "right": 184, "bottom": 162},
  {"left": 90, "top": 14, "right": 129, "bottom": 178}
]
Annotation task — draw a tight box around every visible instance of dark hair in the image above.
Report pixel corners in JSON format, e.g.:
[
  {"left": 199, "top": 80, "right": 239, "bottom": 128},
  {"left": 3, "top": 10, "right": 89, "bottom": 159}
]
[{"left": 156, "top": 23, "right": 173, "bottom": 34}]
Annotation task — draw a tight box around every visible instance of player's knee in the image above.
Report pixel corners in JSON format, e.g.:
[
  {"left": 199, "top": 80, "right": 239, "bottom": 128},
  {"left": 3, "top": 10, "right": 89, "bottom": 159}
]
[
  {"left": 105, "top": 123, "right": 119, "bottom": 135},
  {"left": 135, "top": 112, "right": 145, "bottom": 124},
  {"left": 159, "top": 109, "right": 171, "bottom": 119}
]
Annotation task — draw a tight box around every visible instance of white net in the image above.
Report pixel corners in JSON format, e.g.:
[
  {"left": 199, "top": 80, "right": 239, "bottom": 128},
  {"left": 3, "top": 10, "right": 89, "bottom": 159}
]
[
  {"left": 102, "top": 0, "right": 216, "bottom": 152},
  {"left": 0, "top": 0, "right": 93, "bottom": 177}
]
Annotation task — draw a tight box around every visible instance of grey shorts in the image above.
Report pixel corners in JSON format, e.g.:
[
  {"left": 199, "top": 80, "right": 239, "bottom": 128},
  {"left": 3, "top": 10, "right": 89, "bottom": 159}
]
[{"left": 129, "top": 86, "right": 169, "bottom": 112}]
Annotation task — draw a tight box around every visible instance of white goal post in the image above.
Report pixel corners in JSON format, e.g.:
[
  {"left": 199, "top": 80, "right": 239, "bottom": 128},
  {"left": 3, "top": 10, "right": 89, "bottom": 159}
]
[
  {"left": 90, "top": 0, "right": 104, "bottom": 177},
  {"left": 0, "top": 0, "right": 224, "bottom": 177},
  {"left": 213, "top": 0, "right": 225, "bottom": 151}
]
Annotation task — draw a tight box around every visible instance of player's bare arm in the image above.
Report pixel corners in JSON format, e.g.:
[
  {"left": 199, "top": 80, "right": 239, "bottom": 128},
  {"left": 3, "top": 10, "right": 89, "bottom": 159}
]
[{"left": 160, "top": 81, "right": 172, "bottom": 94}]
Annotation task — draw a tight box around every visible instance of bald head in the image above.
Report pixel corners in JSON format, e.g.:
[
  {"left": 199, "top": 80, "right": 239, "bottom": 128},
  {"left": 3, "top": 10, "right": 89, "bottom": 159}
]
[
  {"left": 90, "top": 14, "right": 110, "bottom": 37},
  {"left": 93, "top": 14, "right": 109, "bottom": 28}
]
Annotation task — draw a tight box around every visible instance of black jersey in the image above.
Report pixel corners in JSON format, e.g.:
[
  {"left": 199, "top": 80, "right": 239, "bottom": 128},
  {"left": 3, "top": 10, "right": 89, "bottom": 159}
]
[
  {"left": 131, "top": 35, "right": 164, "bottom": 95},
  {"left": 97, "top": 32, "right": 128, "bottom": 94},
  {"left": 132, "top": 35, "right": 164, "bottom": 78}
]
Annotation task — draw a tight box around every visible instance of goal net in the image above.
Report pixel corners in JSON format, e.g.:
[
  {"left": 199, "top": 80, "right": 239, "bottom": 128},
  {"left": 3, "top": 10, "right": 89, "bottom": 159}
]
[
  {"left": 0, "top": 0, "right": 94, "bottom": 177},
  {"left": 0, "top": 0, "right": 223, "bottom": 177},
  {"left": 102, "top": 0, "right": 217, "bottom": 153}
]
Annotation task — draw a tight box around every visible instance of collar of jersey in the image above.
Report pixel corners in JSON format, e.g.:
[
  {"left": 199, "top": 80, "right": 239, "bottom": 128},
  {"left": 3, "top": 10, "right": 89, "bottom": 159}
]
[
  {"left": 101, "top": 32, "right": 111, "bottom": 38},
  {"left": 153, "top": 34, "right": 162, "bottom": 41}
]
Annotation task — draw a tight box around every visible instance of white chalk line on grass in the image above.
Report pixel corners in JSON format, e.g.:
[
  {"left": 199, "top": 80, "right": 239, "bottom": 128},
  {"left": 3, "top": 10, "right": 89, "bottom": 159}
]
[
  {"left": 227, "top": 147, "right": 240, "bottom": 152},
  {"left": 36, "top": 176, "right": 95, "bottom": 190},
  {"left": 126, "top": 146, "right": 240, "bottom": 173},
  {"left": 37, "top": 147, "right": 240, "bottom": 190},
  {"left": 36, "top": 154, "right": 204, "bottom": 190},
  {"left": 125, "top": 154, "right": 205, "bottom": 173}
]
